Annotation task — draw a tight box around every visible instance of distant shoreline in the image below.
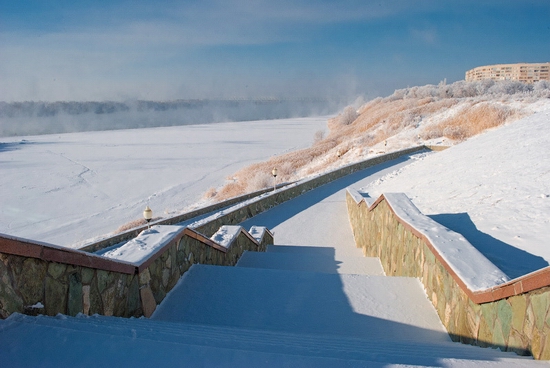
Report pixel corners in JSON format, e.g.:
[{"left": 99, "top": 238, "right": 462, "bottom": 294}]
[{"left": 0, "top": 99, "right": 340, "bottom": 137}]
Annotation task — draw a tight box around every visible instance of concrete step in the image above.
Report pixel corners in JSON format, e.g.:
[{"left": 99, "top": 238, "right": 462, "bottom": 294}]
[
  {"left": 1, "top": 313, "right": 540, "bottom": 367},
  {"left": 152, "top": 264, "right": 445, "bottom": 343},
  {"left": 237, "top": 249, "right": 385, "bottom": 275}
]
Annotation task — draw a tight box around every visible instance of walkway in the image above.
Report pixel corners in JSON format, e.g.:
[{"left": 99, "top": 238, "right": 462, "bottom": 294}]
[{"left": 0, "top": 154, "right": 545, "bottom": 366}]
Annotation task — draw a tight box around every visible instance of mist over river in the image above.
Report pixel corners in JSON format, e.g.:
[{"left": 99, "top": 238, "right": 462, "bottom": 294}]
[{"left": 0, "top": 99, "right": 339, "bottom": 137}]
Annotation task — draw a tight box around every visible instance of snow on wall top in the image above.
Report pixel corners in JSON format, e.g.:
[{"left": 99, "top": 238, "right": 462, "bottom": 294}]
[
  {"left": 348, "top": 188, "right": 510, "bottom": 291},
  {"left": 210, "top": 225, "right": 243, "bottom": 248},
  {"left": 249, "top": 226, "right": 267, "bottom": 243},
  {"left": 101, "top": 225, "right": 185, "bottom": 264}
]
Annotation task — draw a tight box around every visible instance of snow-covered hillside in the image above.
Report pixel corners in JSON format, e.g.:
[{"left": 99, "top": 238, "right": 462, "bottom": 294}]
[{"left": 361, "top": 102, "right": 550, "bottom": 279}]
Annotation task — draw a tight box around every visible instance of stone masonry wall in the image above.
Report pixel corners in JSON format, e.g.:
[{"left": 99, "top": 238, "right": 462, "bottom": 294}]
[
  {"left": 0, "top": 252, "right": 139, "bottom": 318},
  {"left": 346, "top": 192, "right": 550, "bottom": 360},
  {"left": 0, "top": 228, "right": 272, "bottom": 319}
]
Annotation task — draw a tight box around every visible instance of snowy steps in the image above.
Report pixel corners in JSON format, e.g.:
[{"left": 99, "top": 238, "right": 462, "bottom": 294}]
[
  {"left": 237, "top": 245, "right": 385, "bottom": 275},
  {"left": 2, "top": 243, "right": 542, "bottom": 365},
  {"left": 153, "top": 264, "right": 446, "bottom": 342},
  {"left": 3, "top": 312, "right": 531, "bottom": 366}
]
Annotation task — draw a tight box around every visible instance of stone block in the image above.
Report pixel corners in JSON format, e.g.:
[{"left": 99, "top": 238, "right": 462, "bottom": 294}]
[
  {"left": 478, "top": 317, "right": 493, "bottom": 348},
  {"left": 492, "top": 319, "right": 506, "bottom": 349},
  {"left": 531, "top": 327, "right": 543, "bottom": 359},
  {"left": 127, "top": 276, "right": 140, "bottom": 317},
  {"left": 480, "top": 302, "right": 497, "bottom": 329},
  {"left": 88, "top": 279, "right": 103, "bottom": 315},
  {"left": 45, "top": 276, "right": 68, "bottom": 315},
  {"left": 0, "top": 257, "right": 24, "bottom": 318},
  {"left": 81, "top": 268, "right": 95, "bottom": 284},
  {"left": 510, "top": 295, "right": 527, "bottom": 332},
  {"left": 97, "top": 270, "right": 115, "bottom": 294},
  {"left": 101, "top": 285, "right": 116, "bottom": 316},
  {"left": 138, "top": 268, "right": 151, "bottom": 286},
  {"left": 539, "top": 333, "right": 550, "bottom": 360},
  {"left": 17, "top": 258, "right": 47, "bottom": 305},
  {"left": 47, "top": 262, "right": 67, "bottom": 279},
  {"left": 497, "top": 299, "right": 513, "bottom": 339},
  {"left": 67, "top": 272, "right": 83, "bottom": 316},
  {"left": 140, "top": 286, "right": 157, "bottom": 317},
  {"left": 507, "top": 329, "right": 529, "bottom": 356},
  {"left": 82, "top": 285, "right": 91, "bottom": 315},
  {"left": 529, "top": 292, "right": 550, "bottom": 331}
]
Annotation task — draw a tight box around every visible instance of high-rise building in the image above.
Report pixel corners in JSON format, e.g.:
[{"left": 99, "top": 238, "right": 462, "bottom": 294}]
[{"left": 465, "top": 63, "right": 550, "bottom": 83}]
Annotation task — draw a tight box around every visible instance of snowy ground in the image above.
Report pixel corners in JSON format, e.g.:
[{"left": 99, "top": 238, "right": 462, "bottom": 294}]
[
  {"left": 0, "top": 117, "right": 327, "bottom": 247},
  {"left": 362, "top": 104, "right": 550, "bottom": 279}
]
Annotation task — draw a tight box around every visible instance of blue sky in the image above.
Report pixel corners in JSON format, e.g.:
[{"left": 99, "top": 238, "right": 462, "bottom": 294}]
[{"left": 1, "top": 0, "right": 549, "bottom": 102}]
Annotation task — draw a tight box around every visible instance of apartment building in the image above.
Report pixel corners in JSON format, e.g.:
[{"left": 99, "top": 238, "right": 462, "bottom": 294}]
[{"left": 465, "top": 62, "right": 550, "bottom": 83}]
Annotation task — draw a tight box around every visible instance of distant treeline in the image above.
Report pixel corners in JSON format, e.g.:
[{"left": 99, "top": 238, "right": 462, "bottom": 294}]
[
  {"left": 0, "top": 99, "right": 328, "bottom": 118},
  {"left": 0, "top": 99, "right": 336, "bottom": 137}
]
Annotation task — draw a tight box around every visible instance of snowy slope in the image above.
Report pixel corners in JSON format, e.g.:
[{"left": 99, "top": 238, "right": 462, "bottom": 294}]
[{"left": 362, "top": 104, "right": 550, "bottom": 279}]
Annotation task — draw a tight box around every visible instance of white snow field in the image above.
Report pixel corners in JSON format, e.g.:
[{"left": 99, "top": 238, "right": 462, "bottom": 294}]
[
  {"left": 1, "top": 153, "right": 546, "bottom": 366},
  {"left": 0, "top": 116, "right": 327, "bottom": 247}
]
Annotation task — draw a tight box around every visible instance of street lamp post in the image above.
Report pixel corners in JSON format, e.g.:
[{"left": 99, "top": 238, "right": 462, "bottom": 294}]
[
  {"left": 272, "top": 168, "right": 278, "bottom": 191},
  {"left": 143, "top": 206, "right": 153, "bottom": 229}
]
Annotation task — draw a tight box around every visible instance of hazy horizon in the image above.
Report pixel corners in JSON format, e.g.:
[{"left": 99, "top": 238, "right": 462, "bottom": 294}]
[{"left": 2, "top": 1, "right": 549, "bottom": 102}]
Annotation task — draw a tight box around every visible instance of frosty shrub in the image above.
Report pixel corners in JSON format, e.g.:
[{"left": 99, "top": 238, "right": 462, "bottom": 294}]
[
  {"left": 203, "top": 81, "right": 537, "bottom": 204},
  {"left": 246, "top": 171, "right": 274, "bottom": 192},
  {"left": 216, "top": 180, "right": 246, "bottom": 201},
  {"left": 533, "top": 81, "right": 550, "bottom": 98},
  {"left": 387, "top": 79, "right": 547, "bottom": 101},
  {"left": 115, "top": 217, "right": 162, "bottom": 234},
  {"left": 429, "top": 103, "right": 517, "bottom": 141},
  {"left": 340, "top": 105, "right": 358, "bottom": 125},
  {"left": 277, "top": 161, "right": 295, "bottom": 177},
  {"left": 329, "top": 105, "right": 358, "bottom": 130},
  {"left": 313, "top": 130, "right": 325, "bottom": 145},
  {"left": 203, "top": 187, "right": 217, "bottom": 199},
  {"left": 488, "top": 80, "right": 532, "bottom": 95}
]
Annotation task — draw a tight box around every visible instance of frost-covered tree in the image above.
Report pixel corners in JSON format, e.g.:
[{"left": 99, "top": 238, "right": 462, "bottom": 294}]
[{"left": 339, "top": 105, "right": 358, "bottom": 125}]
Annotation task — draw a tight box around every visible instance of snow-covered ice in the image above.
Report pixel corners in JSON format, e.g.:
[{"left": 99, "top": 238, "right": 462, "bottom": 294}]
[{"left": 0, "top": 116, "right": 327, "bottom": 247}]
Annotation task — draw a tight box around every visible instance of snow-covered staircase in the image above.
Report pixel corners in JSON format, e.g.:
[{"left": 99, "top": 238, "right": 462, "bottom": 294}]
[
  {"left": 1, "top": 159, "right": 546, "bottom": 366},
  {"left": 1, "top": 244, "right": 543, "bottom": 366},
  {"left": 2, "top": 309, "right": 537, "bottom": 367},
  {"left": 237, "top": 244, "right": 385, "bottom": 275}
]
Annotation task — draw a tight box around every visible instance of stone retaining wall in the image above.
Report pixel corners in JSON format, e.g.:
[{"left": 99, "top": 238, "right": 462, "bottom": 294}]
[
  {"left": 346, "top": 191, "right": 550, "bottom": 359},
  {"left": 0, "top": 227, "right": 272, "bottom": 319}
]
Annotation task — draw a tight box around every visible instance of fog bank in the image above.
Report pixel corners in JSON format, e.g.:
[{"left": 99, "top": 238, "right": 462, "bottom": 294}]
[{"left": 0, "top": 99, "right": 340, "bottom": 137}]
